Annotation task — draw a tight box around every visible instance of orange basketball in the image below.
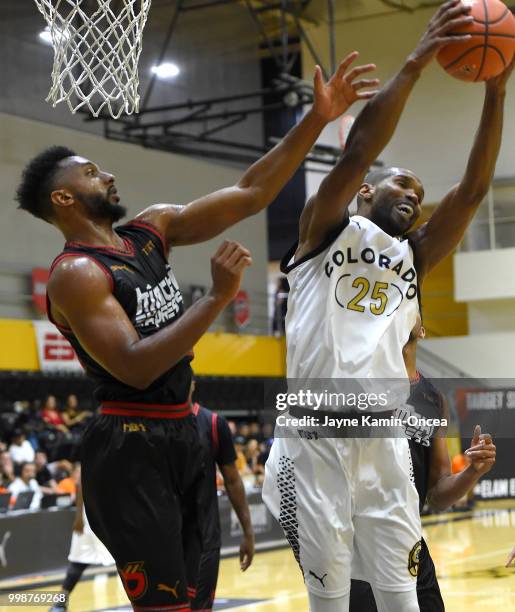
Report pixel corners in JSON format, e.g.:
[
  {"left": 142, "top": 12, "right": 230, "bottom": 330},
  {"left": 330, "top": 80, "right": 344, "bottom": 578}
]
[{"left": 437, "top": 0, "right": 515, "bottom": 81}]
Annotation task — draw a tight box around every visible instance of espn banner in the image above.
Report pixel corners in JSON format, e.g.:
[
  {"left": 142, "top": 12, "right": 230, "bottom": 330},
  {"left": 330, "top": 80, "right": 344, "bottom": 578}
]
[{"left": 32, "top": 320, "right": 82, "bottom": 373}]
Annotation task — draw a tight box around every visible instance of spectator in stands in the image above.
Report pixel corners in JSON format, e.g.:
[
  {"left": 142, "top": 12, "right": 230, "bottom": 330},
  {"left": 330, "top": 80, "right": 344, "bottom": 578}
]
[
  {"left": 8, "top": 462, "right": 42, "bottom": 509},
  {"left": 245, "top": 439, "right": 263, "bottom": 475},
  {"left": 0, "top": 452, "right": 15, "bottom": 489},
  {"left": 262, "top": 423, "right": 274, "bottom": 445},
  {"left": 234, "top": 436, "right": 251, "bottom": 476},
  {"left": 257, "top": 441, "right": 270, "bottom": 469},
  {"left": 245, "top": 439, "right": 265, "bottom": 488},
  {"left": 248, "top": 422, "right": 263, "bottom": 443},
  {"left": 238, "top": 423, "right": 250, "bottom": 441},
  {"left": 9, "top": 429, "right": 36, "bottom": 464},
  {"left": 35, "top": 450, "right": 58, "bottom": 495},
  {"left": 62, "top": 395, "right": 92, "bottom": 431},
  {"left": 41, "top": 396, "right": 69, "bottom": 434},
  {"left": 227, "top": 420, "right": 237, "bottom": 437},
  {"left": 55, "top": 462, "right": 79, "bottom": 497}
]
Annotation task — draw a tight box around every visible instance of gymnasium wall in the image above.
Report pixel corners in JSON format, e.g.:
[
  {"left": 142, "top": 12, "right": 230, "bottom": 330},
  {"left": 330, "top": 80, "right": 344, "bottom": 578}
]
[
  {"left": 302, "top": 7, "right": 515, "bottom": 204},
  {"left": 424, "top": 333, "right": 515, "bottom": 378},
  {"left": 0, "top": 113, "right": 269, "bottom": 331},
  {"left": 0, "top": 319, "right": 286, "bottom": 377}
]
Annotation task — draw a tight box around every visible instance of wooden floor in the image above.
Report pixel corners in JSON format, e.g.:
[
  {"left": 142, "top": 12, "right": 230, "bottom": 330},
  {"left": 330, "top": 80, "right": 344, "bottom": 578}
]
[{"left": 3, "top": 500, "right": 515, "bottom": 612}]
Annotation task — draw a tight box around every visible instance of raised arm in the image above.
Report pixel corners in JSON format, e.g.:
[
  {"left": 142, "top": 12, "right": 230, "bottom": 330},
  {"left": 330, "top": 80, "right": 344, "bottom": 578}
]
[
  {"left": 427, "top": 425, "right": 496, "bottom": 511},
  {"left": 136, "top": 53, "right": 378, "bottom": 246},
  {"left": 410, "top": 62, "right": 513, "bottom": 278},
  {"left": 48, "top": 242, "right": 251, "bottom": 390},
  {"left": 296, "top": 0, "right": 473, "bottom": 258}
]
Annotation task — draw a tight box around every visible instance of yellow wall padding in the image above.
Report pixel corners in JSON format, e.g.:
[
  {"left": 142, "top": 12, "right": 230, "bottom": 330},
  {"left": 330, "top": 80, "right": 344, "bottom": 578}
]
[
  {"left": 0, "top": 320, "right": 39, "bottom": 371},
  {"left": 193, "top": 332, "right": 286, "bottom": 377},
  {"left": 0, "top": 319, "right": 286, "bottom": 377}
]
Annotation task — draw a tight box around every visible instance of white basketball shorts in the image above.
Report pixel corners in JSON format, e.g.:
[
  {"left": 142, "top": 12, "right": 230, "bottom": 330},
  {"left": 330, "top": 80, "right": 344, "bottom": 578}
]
[{"left": 262, "top": 429, "right": 421, "bottom": 599}]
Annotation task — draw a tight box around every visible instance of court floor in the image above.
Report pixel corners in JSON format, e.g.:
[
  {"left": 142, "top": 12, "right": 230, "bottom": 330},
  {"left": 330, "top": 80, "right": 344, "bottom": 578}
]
[{"left": 2, "top": 500, "right": 514, "bottom": 612}]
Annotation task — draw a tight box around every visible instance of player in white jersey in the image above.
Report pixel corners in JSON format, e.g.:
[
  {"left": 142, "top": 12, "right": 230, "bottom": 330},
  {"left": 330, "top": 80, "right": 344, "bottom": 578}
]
[{"left": 263, "top": 2, "right": 513, "bottom": 611}]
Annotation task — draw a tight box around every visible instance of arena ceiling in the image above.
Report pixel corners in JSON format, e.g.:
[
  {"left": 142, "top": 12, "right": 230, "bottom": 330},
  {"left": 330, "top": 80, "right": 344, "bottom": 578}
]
[
  {"left": 0, "top": 1, "right": 319, "bottom": 159},
  {"left": 0, "top": 0, "right": 448, "bottom": 163}
]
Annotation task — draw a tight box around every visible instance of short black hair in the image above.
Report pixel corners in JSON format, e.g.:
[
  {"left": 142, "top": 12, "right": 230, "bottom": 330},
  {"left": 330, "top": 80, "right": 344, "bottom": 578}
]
[
  {"left": 15, "top": 146, "right": 76, "bottom": 222},
  {"left": 356, "top": 166, "right": 397, "bottom": 207},
  {"left": 363, "top": 167, "right": 398, "bottom": 186}
]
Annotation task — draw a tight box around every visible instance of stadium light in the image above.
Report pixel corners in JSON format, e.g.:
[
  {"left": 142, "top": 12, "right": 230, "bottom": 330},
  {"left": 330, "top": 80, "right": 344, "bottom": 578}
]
[
  {"left": 151, "top": 62, "right": 180, "bottom": 79},
  {"left": 39, "top": 26, "right": 70, "bottom": 46}
]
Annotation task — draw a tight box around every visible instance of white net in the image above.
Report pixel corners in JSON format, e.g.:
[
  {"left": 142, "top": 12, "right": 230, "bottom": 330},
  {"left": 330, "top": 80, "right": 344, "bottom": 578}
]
[{"left": 34, "top": 0, "right": 152, "bottom": 119}]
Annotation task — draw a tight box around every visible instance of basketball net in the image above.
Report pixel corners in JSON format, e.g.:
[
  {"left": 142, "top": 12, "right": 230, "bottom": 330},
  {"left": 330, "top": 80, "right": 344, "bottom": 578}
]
[{"left": 33, "top": 0, "right": 152, "bottom": 119}]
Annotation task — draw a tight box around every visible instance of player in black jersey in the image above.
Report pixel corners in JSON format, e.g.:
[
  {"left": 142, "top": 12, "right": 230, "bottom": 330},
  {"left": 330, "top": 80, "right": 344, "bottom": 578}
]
[
  {"left": 349, "top": 314, "right": 497, "bottom": 612},
  {"left": 188, "top": 381, "right": 254, "bottom": 611},
  {"left": 15, "top": 56, "right": 377, "bottom": 611}
]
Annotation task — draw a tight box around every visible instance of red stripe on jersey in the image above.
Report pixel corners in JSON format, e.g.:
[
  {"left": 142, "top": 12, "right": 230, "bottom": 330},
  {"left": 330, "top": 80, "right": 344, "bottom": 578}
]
[
  {"left": 64, "top": 238, "right": 135, "bottom": 257},
  {"left": 100, "top": 407, "right": 191, "bottom": 419},
  {"left": 47, "top": 252, "right": 114, "bottom": 330},
  {"left": 128, "top": 220, "right": 169, "bottom": 258},
  {"left": 211, "top": 412, "right": 219, "bottom": 455},
  {"left": 49, "top": 252, "right": 114, "bottom": 290},
  {"left": 102, "top": 400, "right": 189, "bottom": 410},
  {"left": 133, "top": 604, "right": 190, "bottom": 611}
]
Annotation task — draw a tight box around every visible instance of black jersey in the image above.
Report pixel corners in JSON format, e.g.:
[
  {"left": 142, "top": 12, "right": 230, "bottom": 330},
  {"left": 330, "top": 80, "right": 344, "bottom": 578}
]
[
  {"left": 47, "top": 220, "right": 193, "bottom": 405},
  {"left": 192, "top": 403, "right": 237, "bottom": 550},
  {"left": 405, "top": 372, "right": 446, "bottom": 512}
]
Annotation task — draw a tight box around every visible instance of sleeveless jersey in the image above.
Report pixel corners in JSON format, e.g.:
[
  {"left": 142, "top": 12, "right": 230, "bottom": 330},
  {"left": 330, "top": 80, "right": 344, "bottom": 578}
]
[
  {"left": 192, "top": 403, "right": 237, "bottom": 550},
  {"left": 281, "top": 215, "right": 419, "bottom": 406},
  {"left": 47, "top": 220, "right": 192, "bottom": 405},
  {"left": 405, "top": 373, "right": 446, "bottom": 512},
  {"left": 193, "top": 403, "right": 222, "bottom": 550}
]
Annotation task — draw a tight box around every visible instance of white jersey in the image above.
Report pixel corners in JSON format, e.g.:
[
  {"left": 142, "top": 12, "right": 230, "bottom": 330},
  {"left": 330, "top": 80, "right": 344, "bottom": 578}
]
[
  {"left": 282, "top": 214, "right": 418, "bottom": 384},
  {"left": 263, "top": 214, "right": 423, "bottom": 600}
]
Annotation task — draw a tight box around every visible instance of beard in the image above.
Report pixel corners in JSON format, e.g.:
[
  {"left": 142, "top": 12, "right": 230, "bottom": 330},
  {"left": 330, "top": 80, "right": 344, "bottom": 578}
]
[
  {"left": 371, "top": 200, "right": 413, "bottom": 237},
  {"left": 80, "top": 192, "right": 127, "bottom": 223}
]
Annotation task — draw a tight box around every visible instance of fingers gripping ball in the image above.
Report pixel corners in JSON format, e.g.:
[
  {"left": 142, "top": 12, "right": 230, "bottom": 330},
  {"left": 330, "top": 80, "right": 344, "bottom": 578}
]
[{"left": 437, "top": 0, "right": 515, "bottom": 81}]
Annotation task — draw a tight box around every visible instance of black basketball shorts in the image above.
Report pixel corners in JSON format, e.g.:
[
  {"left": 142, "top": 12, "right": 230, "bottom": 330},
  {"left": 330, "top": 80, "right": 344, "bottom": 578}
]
[{"left": 81, "top": 402, "right": 205, "bottom": 611}]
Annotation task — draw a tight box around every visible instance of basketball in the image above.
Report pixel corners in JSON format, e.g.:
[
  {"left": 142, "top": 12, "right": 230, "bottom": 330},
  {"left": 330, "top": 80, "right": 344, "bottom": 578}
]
[{"left": 437, "top": 0, "right": 515, "bottom": 82}]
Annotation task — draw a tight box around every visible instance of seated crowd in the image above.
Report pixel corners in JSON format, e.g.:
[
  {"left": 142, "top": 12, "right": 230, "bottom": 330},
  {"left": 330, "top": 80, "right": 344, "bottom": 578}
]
[
  {"left": 0, "top": 394, "right": 92, "bottom": 510},
  {"left": 0, "top": 393, "right": 273, "bottom": 509},
  {"left": 223, "top": 421, "right": 274, "bottom": 490}
]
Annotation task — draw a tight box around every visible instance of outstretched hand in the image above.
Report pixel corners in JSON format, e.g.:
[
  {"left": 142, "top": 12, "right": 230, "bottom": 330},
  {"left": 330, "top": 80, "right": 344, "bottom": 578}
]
[
  {"left": 408, "top": 0, "right": 473, "bottom": 70},
  {"left": 312, "top": 51, "right": 379, "bottom": 123},
  {"left": 464, "top": 424, "right": 496, "bottom": 476}
]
